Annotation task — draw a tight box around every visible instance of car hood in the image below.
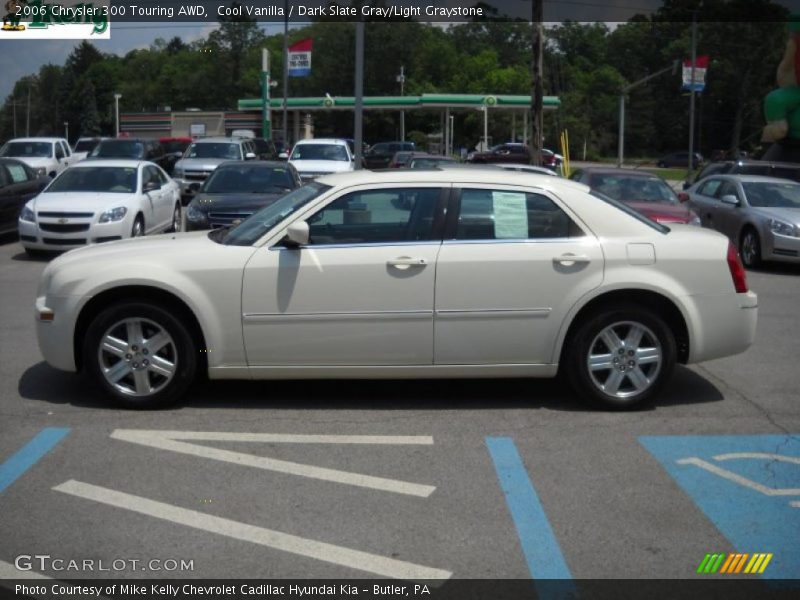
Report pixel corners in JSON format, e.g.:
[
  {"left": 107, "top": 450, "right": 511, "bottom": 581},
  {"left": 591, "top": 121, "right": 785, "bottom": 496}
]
[
  {"left": 749, "top": 206, "right": 800, "bottom": 225},
  {"left": 289, "top": 159, "right": 354, "bottom": 174},
  {"left": 625, "top": 201, "right": 694, "bottom": 223},
  {"left": 176, "top": 158, "right": 230, "bottom": 170},
  {"left": 32, "top": 192, "right": 135, "bottom": 212},
  {"left": 13, "top": 157, "right": 55, "bottom": 169},
  {"left": 191, "top": 192, "right": 286, "bottom": 212}
]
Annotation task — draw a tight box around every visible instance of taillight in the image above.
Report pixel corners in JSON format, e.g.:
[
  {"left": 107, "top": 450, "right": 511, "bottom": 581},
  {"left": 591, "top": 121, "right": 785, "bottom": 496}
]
[{"left": 727, "top": 242, "right": 748, "bottom": 293}]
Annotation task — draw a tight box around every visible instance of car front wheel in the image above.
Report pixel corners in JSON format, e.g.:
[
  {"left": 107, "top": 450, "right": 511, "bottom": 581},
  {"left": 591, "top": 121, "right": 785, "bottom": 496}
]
[
  {"left": 740, "top": 228, "right": 762, "bottom": 269},
  {"left": 83, "top": 302, "right": 197, "bottom": 408},
  {"left": 566, "top": 306, "right": 676, "bottom": 410}
]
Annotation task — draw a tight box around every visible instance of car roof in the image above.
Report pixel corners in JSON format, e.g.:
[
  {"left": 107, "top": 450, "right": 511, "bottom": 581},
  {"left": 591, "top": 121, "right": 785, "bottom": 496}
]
[
  {"left": 190, "top": 137, "right": 244, "bottom": 144},
  {"left": 72, "top": 160, "right": 147, "bottom": 169},
  {"left": 710, "top": 159, "right": 800, "bottom": 169},
  {"left": 215, "top": 160, "right": 291, "bottom": 168},
  {"left": 295, "top": 138, "right": 349, "bottom": 145},
  {"left": 317, "top": 167, "right": 589, "bottom": 192},
  {"left": 705, "top": 174, "right": 800, "bottom": 184},
  {"left": 6, "top": 137, "right": 64, "bottom": 143},
  {"left": 578, "top": 167, "right": 661, "bottom": 178}
]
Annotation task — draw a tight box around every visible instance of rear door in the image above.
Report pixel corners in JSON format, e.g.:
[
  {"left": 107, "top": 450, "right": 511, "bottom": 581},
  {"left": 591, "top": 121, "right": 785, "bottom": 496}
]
[{"left": 434, "top": 185, "right": 603, "bottom": 365}]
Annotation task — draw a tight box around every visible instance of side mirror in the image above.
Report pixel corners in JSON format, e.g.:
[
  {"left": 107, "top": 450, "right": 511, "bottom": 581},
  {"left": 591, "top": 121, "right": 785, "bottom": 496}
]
[
  {"left": 144, "top": 180, "right": 159, "bottom": 193},
  {"left": 245, "top": 152, "right": 256, "bottom": 160},
  {"left": 720, "top": 194, "right": 740, "bottom": 206},
  {"left": 677, "top": 192, "right": 690, "bottom": 203},
  {"left": 282, "top": 221, "right": 309, "bottom": 247}
]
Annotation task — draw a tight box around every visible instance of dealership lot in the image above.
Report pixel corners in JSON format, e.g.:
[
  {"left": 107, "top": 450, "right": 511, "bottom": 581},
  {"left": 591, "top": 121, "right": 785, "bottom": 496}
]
[{"left": 1, "top": 238, "right": 799, "bottom": 582}]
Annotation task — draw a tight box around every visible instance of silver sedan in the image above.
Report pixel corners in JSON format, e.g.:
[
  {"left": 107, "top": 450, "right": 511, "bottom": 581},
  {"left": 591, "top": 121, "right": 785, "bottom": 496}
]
[{"left": 686, "top": 174, "right": 800, "bottom": 267}]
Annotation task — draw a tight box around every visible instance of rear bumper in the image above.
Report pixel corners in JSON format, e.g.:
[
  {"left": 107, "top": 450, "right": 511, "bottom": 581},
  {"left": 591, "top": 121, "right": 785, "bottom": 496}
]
[{"left": 686, "top": 290, "right": 758, "bottom": 363}]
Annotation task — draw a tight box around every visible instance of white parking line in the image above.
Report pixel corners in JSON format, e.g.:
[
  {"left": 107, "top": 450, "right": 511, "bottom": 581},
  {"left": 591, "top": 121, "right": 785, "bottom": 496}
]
[
  {"left": 677, "top": 457, "right": 800, "bottom": 496},
  {"left": 110, "top": 430, "right": 436, "bottom": 497},
  {"left": 53, "top": 480, "right": 452, "bottom": 580}
]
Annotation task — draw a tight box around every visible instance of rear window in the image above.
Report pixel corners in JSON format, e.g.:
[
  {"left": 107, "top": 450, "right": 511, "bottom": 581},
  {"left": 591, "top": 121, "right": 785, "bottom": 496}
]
[{"left": 589, "top": 190, "right": 669, "bottom": 234}]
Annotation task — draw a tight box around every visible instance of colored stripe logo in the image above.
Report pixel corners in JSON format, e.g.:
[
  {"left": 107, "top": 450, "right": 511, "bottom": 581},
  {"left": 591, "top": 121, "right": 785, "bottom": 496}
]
[{"left": 697, "top": 553, "right": 773, "bottom": 574}]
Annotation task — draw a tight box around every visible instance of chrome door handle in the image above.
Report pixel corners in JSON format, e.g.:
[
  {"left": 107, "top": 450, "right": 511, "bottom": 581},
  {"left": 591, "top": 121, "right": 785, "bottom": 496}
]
[
  {"left": 552, "top": 254, "right": 590, "bottom": 265},
  {"left": 387, "top": 257, "right": 427, "bottom": 267}
]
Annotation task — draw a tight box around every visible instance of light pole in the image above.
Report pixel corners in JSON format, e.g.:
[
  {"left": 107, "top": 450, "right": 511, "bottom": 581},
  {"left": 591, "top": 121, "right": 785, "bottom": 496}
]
[
  {"left": 449, "top": 115, "right": 454, "bottom": 157},
  {"left": 114, "top": 93, "right": 122, "bottom": 137},
  {"left": 397, "top": 65, "right": 405, "bottom": 142},
  {"left": 64, "top": 121, "right": 69, "bottom": 142}
]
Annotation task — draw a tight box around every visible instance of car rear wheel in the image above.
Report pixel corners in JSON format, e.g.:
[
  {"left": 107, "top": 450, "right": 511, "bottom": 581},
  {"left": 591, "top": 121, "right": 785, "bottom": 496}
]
[
  {"left": 83, "top": 302, "right": 197, "bottom": 408},
  {"left": 566, "top": 306, "right": 676, "bottom": 410},
  {"left": 740, "top": 228, "right": 762, "bottom": 269}
]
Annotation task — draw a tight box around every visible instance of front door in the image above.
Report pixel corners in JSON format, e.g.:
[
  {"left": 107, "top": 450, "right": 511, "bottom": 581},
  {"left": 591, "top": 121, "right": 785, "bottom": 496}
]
[{"left": 241, "top": 185, "right": 447, "bottom": 366}]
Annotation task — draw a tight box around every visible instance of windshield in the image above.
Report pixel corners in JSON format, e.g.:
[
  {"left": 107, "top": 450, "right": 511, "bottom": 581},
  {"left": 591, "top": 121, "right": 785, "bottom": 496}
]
[
  {"left": 46, "top": 166, "right": 137, "bottom": 193},
  {"left": 291, "top": 144, "right": 349, "bottom": 162},
  {"left": 742, "top": 181, "right": 800, "bottom": 209},
  {"left": 74, "top": 139, "right": 100, "bottom": 153},
  {"left": 204, "top": 165, "right": 296, "bottom": 194},
  {"left": 0, "top": 141, "right": 52, "bottom": 158},
  {"left": 90, "top": 140, "right": 144, "bottom": 159},
  {"left": 222, "top": 182, "right": 331, "bottom": 246},
  {"left": 162, "top": 140, "right": 190, "bottom": 154},
  {"left": 186, "top": 142, "right": 241, "bottom": 159},
  {"left": 591, "top": 175, "right": 678, "bottom": 204}
]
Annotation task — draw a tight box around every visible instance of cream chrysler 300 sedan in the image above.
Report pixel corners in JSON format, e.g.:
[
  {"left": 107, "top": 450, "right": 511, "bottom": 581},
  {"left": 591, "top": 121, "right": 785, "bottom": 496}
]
[{"left": 34, "top": 169, "right": 758, "bottom": 410}]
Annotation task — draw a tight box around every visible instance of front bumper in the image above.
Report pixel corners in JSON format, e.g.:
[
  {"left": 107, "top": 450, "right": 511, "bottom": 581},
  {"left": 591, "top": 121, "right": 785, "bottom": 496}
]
[
  {"left": 764, "top": 230, "right": 800, "bottom": 263},
  {"left": 19, "top": 218, "right": 128, "bottom": 251},
  {"left": 35, "top": 295, "right": 80, "bottom": 372}
]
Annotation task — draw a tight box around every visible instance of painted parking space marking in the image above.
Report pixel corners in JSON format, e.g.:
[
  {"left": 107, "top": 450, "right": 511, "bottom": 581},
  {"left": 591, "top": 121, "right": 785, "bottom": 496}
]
[
  {"left": 110, "top": 429, "right": 435, "bottom": 497},
  {"left": 640, "top": 434, "right": 800, "bottom": 580},
  {"left": 0, "top": 428, "right": 70, "bottom": 493},
  {"left": 486, "top": 437, "right": 575, "bottom": 592},
  {"left": 53, "top": 479, "right": 452, "bottom": 580}
]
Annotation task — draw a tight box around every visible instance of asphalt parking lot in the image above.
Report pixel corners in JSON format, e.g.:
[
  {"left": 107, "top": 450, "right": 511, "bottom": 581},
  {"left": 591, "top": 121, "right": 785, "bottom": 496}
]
[{"left": 1, "top": 236, "right": 799, "bottom": 585}]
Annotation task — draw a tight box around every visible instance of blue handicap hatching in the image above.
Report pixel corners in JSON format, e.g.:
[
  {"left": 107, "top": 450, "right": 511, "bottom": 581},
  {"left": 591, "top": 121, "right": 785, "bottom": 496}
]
[{"left": 640, "top": 434, "right": 800, "bottom": 580}]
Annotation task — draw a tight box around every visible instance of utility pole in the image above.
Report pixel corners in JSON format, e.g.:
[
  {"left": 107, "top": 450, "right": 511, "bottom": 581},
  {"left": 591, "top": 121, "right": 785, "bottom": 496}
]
[
  {"left": 354, "top": 21, "right": 364, "bottom": 169},
  {"left": 397, "top": 65, "right": 405, "bottom": 142},
  {"left": 282, "top": 0, "right": 288, "bottom": 146},
  {"left": 687, "top": 11, "right": 698, "bottom": 172},
  {"left": 114, "top": 93, "right": 121, "bottom": 137},
  {"left": 530, "top": 0, "right": 544, "bottom": 166},
  {"left": 26, "top": 86, "right": 30, "bottom": 136},
  {"left": 261, "top": 49, "right": 271, "bottom": 140},
  {"left": 617, "top": 61, "right": 680, "bottom": 167}
]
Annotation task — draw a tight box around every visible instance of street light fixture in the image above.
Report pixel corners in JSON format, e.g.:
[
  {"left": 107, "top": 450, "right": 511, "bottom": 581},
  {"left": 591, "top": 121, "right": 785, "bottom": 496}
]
[{"left": 114, "top": 93, "right": 122, "bottom": 138}]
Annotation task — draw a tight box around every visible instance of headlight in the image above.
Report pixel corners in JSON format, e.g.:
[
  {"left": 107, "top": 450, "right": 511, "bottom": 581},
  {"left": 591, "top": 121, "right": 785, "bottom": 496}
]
[
  {"left": 99, "top": 207, "right": 128, "bottom": 223},
  {"left": 19, "top": 206, "right": 36, "bottom": 223},
  {"left": 35, "top": 167, "right": 47, "bottom": 178},
  {"left": 186, "top": 204, "right": 207, "bottom": 222},
  {"left": 769, "top": 218, "right": 797, "bottom": 237},
  {"left": 688, "top": 214, "right": 702, "bottom": 227},
  {"left": 173, "top": 167, "right": 184, "bottom": 178}
]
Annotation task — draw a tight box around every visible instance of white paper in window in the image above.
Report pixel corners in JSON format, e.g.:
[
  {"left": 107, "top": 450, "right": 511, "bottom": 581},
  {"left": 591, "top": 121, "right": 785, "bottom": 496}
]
[{"left": 492, "top": 191, "right": 528, "bottom": 238}]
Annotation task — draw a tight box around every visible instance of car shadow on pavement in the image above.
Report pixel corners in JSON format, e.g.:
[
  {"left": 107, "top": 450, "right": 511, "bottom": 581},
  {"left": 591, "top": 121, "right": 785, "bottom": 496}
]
[
  {"left": 10, "top": 250, "right": 57, "bottom": 262},
  {"left": 19, "top": 362, "right": 723, "bottom": 413}
]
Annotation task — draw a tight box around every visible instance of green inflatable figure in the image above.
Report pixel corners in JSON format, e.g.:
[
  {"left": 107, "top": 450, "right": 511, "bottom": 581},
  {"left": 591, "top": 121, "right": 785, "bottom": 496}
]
[
  {"left": 763, "top": 18, "right": 800, "bottom": 143},
  {"left": 2, "top": 0, "right": 26, "bottom": 31}
]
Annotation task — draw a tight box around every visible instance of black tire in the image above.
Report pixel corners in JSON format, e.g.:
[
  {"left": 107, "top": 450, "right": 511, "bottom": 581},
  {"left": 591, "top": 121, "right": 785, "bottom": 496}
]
[
  {"left": 82, "top": 301, "right": 197, "bottom": 408},
  {"left": 131, "top": 215, "right": 144, "bottom": 238},
  {"left": 739, "top": 228, "right": 762, "bottom": 269},
  {"left": 657, "top": 161, "right": 667, "bottom": 168},
  {"left": 168, "top": 203, "right": 182, "bottom": 233},
  {"left": 565, "top": 305, "right": 676, "bottom": 410}
]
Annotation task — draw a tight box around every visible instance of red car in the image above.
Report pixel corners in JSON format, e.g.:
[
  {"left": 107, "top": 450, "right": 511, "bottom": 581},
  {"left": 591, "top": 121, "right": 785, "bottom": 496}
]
[{"left": 570, "top": 167, "right": 701, "bottom": 226}]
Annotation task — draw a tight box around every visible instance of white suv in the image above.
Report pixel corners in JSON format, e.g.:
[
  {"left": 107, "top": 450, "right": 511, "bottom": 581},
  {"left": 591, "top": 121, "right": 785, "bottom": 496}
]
[
  {"left": 289, "top": 138, "right": 355, "bottom": 181},
  {"left": 0, "top": 137, "right": 72, "bottom": 178}
]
